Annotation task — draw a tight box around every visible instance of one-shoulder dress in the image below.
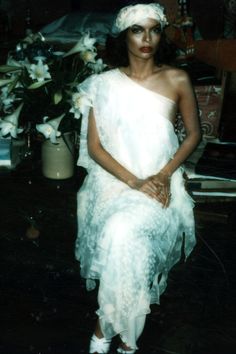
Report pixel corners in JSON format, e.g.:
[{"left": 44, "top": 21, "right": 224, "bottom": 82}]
[{"left": 75, "top": 68, "right": 196, "bottom": 349}]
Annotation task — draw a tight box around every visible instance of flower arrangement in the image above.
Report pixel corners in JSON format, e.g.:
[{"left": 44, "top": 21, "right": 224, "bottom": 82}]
[{"left": 0, "top": 31, "right": 106, "bottom": 144}]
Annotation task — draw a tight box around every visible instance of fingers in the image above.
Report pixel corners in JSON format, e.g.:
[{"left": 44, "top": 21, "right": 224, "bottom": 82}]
[
  {"left": 164, "top": 192, "right": 171, "bottom": 208},
  {"left": 139, "top": 180, "right": 159, "bottom": 196},
  {"left": 141, "top": 182, "right": 171, "bottom": 207},
  {"left": 150, "top": 175, "right": 171, "bottom": 207},
  {"left": 155, "top": 185, "right": 172, "bottom": 208},
  {"left": 157, "top": 192, "right": 171, "bottom": 208},
  {"left": 133, "top": 178, "right": 171, "bottom": 207}
]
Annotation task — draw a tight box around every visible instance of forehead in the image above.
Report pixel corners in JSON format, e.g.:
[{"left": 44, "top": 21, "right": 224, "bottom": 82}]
[{"left": 131, "top": 18, "right": 160, "bottom": 28}]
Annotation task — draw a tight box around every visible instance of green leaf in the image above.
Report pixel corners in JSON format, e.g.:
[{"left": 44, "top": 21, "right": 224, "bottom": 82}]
[
  {"left": 53, "top": 91, "right": 63, "bottom": 105},
  {"left": 28, "top": 80, "right": 52, "bottom": 89},
  {"left": 0, "top": 65, "right": 22, "bottom": 73},
  {"left": 8, "top": 75, "right": 20, "bottom": 92},
  {"left": 0, "top": 79, "right": 13, "bottom": 87}
]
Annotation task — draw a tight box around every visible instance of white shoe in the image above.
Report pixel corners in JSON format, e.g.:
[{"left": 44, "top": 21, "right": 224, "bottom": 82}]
[
  {"left": 89, "top": 333, "right": 112, "bottom": 353},
  {"left": 117, "top": 347, "right": 136, "bottom": 353}
]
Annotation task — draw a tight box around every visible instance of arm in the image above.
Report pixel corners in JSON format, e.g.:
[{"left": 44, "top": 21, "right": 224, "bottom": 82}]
[
  {"left": 150, "top": 69, "right": 201, "bottom": 205},
  {"left": 160, "top": 70, "right": 201, "bottom": 177},
  {"left": 87, "top": 108, "right": 160, "bottom": 200}
]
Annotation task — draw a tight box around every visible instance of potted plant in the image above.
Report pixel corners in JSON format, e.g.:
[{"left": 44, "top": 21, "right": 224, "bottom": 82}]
[{"left": 0, "top": 31, "right": 106, "bottom": 178}]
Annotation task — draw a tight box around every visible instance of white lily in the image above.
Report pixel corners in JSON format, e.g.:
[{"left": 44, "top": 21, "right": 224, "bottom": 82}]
[
  {"left": 0, "top": 103, "right": 24, "bottom": 138},
  {"left": 63, "top": 32, "right": 96, "bottom": 57},
  {"left": 80, "top": 50, "right": 97, "bottom": 64},
  {"left": 36, "top": 114, "right": 65, "bottom": 144},
  {"left": 28, "top": 58, "right": 51, "bottom": 82},
  {"left": 1, "top": 86, "right": 9, "bottom": 100},
  {"left": 70, "top": 90, "right": 92, "bottom": 118},
  {"left": 0, "top": 87, "right": 16, "bottom": 111},
  {"left": 89, "top": 58, "right": 107, "bottom": 74},
  {"left": 81, "top": 32, "right": 97, "bottom": 51}
]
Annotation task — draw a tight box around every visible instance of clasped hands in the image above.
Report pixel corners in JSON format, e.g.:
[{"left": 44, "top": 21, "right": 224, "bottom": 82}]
[{"left": 130, "top": 171, "right": 171, "bottom": 208}]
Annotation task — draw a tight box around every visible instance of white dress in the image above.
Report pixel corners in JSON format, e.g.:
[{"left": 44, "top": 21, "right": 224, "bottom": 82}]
[{"left": 75, "top": 68, "right": 196, "bottom": 349}]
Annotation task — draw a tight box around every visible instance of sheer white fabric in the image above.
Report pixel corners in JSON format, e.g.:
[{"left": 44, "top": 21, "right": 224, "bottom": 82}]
[{"left": 75, "top": 69, "right": 196, "bottom": 349}]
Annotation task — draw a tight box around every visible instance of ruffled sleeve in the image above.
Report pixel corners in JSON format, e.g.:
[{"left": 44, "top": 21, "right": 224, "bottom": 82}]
[{"left": 77, "top": 74, "right": 99, "bottom": 171}]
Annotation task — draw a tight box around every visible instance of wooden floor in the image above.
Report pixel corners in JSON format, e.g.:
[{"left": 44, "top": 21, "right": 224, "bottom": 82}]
[{"left": 0, "top": 164, "right": 236, "bottom": 354}]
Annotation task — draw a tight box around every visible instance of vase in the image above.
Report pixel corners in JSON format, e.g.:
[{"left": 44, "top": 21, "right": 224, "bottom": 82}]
[{"left": 41, "top": 132, "right": 75, "bottom": 179}]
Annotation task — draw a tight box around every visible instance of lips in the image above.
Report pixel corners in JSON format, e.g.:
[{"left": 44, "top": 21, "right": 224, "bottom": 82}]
[{"left": 139, "top": 47, "right": 153, "bottom": 53}]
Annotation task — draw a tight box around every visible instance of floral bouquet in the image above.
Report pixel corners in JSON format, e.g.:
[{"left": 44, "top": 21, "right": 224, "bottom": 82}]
[{"left": 0, "top": 31, "right": 106, "bottom": 144}]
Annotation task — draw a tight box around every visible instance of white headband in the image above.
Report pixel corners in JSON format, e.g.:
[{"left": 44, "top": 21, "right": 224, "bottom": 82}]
[{"left": 112, "top": 3, "right": 168, "bottom": 35}]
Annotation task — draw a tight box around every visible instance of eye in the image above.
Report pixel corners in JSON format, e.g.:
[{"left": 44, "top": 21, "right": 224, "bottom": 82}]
[
  {"left": 152, "top": 26, "right": 162, "bottom": 34},
  {"left": 130, "top": 25, "right": 143, "bottom": 34}
]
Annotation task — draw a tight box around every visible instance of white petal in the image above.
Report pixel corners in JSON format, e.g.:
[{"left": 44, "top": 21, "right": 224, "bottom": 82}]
[
  {"left": 49, "top": 130, "right": 58, "bottom": 144},
  {"left": 0, "top": 122, "right": 12, "bottom": 136},
  {"left": 36, "top": 123, "right": 52, "bottom": 139}
]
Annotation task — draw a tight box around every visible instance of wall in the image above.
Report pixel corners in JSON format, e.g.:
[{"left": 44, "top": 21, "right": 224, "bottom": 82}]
[
  {"left": 73, "top": 0, "right": 178, "bottom": 17},
  {"left": 0, "top": 0, "right": 180, "bottom": 38},
  {"left": 0, "top": 0, "right": 71, "bottom": 38}
]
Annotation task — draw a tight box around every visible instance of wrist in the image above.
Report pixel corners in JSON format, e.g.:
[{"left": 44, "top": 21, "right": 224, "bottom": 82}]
[
  {"left": 159, "top": 170, "right": 171, "bottom": 179},
  {"left": 127, "top": 177, "right": 141, "bottom": 189},
  {"left": 127, "top": 178, "right": 137, "bottom": 188}
]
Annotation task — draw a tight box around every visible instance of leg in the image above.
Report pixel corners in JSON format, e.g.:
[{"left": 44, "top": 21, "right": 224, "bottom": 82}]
[
  {"left": 89, "top": 319, "right": 112, "bottom": 354},
  {"left": 118, "top": 341, "right": 135, "bottom": 352},
  {"left": 93, "top": 319, "right": 136, "bottom": 353},
  {"left": 117, "top": 314, "right": 146, "bottom": 353},
  {"left": 95, "top": 319, "right": 104, "bottom": 339}
]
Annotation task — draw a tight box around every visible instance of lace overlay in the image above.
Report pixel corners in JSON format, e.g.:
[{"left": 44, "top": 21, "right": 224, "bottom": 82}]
[{"left": 75, "top": 69, "right": 196, "bottom": 349}]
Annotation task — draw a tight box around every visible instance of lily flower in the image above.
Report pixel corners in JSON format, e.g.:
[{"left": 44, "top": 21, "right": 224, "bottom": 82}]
[
  {"left": 28, "top": 58, "right": 51, "bottom": 82},
  {"left": 36, "top": 114, "right": 65, "bottom": 143},
  {"left": 63, "top": 33, "right": 96, "bottom": 57},
  {"left": 89, "top": 58, "right": 107, "bottom": 74},
  {"left": 0, "top": 87, "right": 16, "bottom": 111},
  {"left": 80, "top": 50, "right": 97, "bottom": 64},
  {"left": 81, "top": 32, "right": 97, "bottom": 51},
  {"left": 0, "top": 103, "right": 24, "bottom": 138},
  {"left": 70, "top": 90, "right": 92, "bottom": 118}
]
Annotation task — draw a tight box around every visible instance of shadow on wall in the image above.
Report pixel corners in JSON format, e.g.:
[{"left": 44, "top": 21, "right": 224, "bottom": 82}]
[{"left": 190, "top": 0, "right": 225, "bottom": 39}]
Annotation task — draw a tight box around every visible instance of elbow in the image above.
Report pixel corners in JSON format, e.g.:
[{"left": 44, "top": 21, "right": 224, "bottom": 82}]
[
  {"left": 87, "top": 142, "right": 96, "bottom": 160},
  {"left": 195, "top": 130, "right": 202, "bottom": 145},
  {"left": 190, "top": 122, "right": 202, "bottom": 143},
  {"left": 87, "top": 140, "right": 102, "bottom": 161},
  {"left": 192, "top": 131, "right": 202, "bottom": 149},
  {"left": 185, "top": 129, "right": 202, "bottom": 148}
]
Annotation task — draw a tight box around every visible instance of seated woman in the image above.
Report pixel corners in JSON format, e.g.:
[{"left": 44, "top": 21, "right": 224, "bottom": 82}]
[{"left": 75, "top": 2, "right": 201, "bottom": 353}]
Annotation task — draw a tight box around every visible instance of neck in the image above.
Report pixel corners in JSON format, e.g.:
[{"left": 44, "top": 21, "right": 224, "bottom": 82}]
[{"left": 124, "top": 57, "right": 158, "bottom": 80}]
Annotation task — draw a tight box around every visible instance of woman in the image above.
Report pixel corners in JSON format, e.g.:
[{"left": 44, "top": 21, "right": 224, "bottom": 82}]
[{"left": 75, "top": 3, "right": 201, "bottom": 353}]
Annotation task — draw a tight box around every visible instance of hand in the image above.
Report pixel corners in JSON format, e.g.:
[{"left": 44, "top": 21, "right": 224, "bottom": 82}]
[
  {"left": 151, "top": 171, "right": 171, "bottom": 208},
  {"left": 132, "top": 177, "right": 160, "bottom": 200},
  {"left": 128, "top": 173, "right": 171, "bottom": 208}
]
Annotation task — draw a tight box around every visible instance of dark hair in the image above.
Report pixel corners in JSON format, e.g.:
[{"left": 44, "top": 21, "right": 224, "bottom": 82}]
[{"left": 105, "top": 30, "right": 177, "bottom": 68}]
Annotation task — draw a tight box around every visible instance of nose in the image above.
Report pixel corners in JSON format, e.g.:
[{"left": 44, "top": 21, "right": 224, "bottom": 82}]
[{"left": 143, "top": 30, "right": 151, "bottom": 42}]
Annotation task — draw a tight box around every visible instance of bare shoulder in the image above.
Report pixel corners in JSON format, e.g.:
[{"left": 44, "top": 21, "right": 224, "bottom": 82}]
[
  {"left": 155, "top": 65, "right": 196, "bottom": 104},
  {"left": 160, "top": 65, "right": 191, "bottom": 84}
]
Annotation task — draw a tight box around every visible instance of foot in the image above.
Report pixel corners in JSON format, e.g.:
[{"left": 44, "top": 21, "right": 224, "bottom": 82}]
[
  {"left": 117, "top": 341, "right": 136, "bottom": 353},
  {"left": 89, "top": 333, "right": 111, "bottom": 353}
]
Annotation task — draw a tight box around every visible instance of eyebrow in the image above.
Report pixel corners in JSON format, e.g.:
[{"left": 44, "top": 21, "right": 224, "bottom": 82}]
[{"left": 131, "top": 24, "right": 161, "bottom": 29}]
